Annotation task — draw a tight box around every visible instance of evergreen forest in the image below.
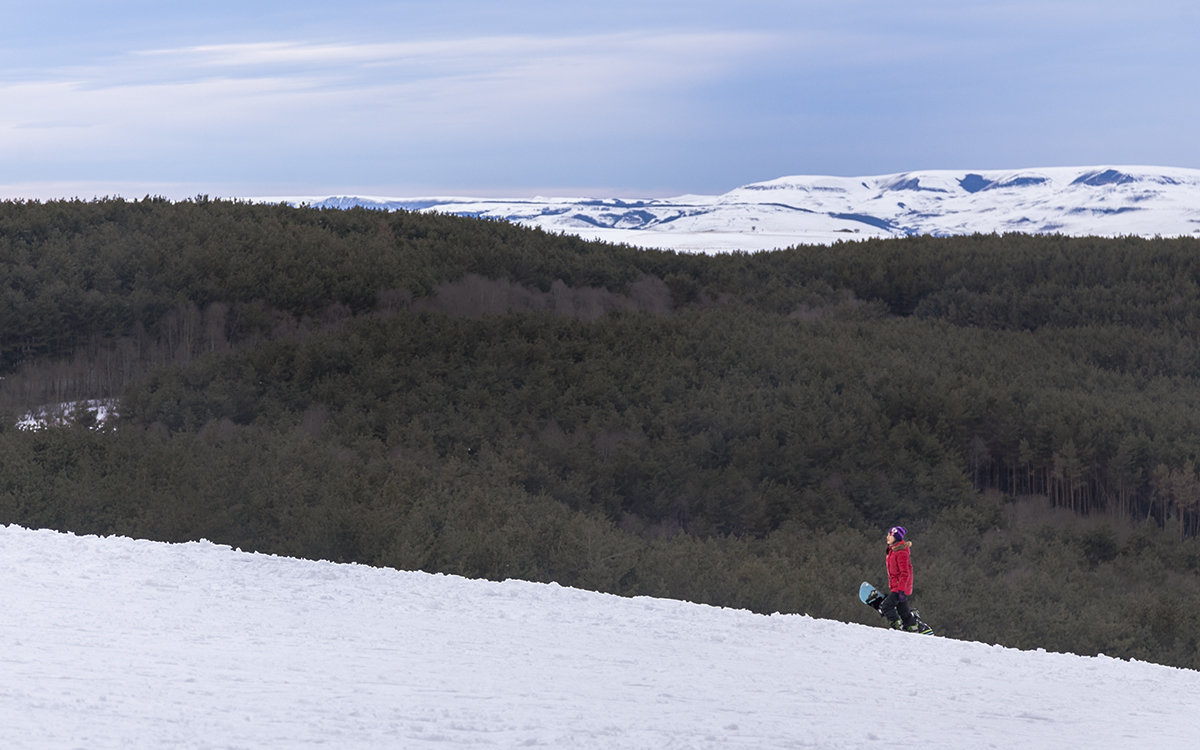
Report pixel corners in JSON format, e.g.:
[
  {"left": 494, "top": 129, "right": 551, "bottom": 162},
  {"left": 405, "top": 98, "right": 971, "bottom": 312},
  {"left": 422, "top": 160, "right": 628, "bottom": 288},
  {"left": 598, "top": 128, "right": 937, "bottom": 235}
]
[{"left": 3, "top": 196, "right": 1200, "bottom": 669}]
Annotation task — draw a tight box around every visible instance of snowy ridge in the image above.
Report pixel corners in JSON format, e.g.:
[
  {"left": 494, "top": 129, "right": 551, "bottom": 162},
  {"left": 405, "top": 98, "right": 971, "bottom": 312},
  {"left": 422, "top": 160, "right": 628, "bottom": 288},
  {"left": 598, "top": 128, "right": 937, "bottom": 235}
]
[
  {"left": 261, "top": 165, "right": 1200, "bottom": 253},
  {"left": 2, "top": 524, "right": 1195, "bottom": 748}
]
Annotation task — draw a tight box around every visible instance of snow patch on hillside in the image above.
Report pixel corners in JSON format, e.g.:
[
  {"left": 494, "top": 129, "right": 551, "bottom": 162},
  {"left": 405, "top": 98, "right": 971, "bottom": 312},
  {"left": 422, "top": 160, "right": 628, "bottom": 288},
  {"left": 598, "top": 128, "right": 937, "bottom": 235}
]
[{"left": 16, "top": 399, "right": 117, "bottom": 430}]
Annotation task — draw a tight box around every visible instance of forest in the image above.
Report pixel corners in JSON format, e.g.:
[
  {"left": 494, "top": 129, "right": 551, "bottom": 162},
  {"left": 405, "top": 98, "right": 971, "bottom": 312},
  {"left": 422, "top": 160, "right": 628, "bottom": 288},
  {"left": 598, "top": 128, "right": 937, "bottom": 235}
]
[{"left": 2, "top": 196, "right": 1200, "bottom": 669}]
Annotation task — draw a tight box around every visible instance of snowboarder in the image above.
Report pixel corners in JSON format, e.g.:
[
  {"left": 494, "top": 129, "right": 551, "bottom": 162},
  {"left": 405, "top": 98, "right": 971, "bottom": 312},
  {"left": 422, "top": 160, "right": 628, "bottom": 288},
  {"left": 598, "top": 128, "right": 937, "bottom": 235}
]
[{"left": 881, "top": 525, "right": 920, "bottom": 632}]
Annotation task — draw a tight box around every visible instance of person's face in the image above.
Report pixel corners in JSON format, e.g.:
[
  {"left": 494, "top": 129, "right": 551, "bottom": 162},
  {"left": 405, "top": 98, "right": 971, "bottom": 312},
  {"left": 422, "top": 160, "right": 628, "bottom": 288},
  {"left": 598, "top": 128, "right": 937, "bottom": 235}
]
[{"left": 886, "top": 531, "right": 895, "bottom": 544}]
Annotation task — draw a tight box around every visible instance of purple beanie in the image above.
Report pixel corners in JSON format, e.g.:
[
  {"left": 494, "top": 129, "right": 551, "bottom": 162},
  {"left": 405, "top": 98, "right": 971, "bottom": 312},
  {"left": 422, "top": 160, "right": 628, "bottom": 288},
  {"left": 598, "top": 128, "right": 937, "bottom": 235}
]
[{"left": 890, "top": 526, "right": 907, "bottom": 541}]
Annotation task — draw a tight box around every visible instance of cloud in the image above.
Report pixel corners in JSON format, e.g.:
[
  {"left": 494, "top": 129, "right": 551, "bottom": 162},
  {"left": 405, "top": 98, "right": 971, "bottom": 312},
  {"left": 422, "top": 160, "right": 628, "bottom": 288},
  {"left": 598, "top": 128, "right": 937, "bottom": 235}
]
[
  {"left": 155, "top": 32, "right": 773, "bottom": 130},
  {"left": 0, "top": 30, "right": 775, "bottom": 163}
]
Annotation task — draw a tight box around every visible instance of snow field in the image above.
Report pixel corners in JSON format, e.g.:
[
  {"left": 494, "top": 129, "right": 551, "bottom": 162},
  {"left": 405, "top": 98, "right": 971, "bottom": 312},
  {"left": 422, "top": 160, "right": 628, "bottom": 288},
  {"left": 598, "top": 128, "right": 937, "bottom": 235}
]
[{"left": 1, "top": 524, "right": 1196, "bottom": 749}]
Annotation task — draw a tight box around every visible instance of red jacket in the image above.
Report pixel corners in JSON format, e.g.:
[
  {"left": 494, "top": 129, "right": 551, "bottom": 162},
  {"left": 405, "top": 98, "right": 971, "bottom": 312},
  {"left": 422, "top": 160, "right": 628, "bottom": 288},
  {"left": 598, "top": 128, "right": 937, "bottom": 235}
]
[{"left": 887, "top": 541, "right": 913, "bottom": 595}]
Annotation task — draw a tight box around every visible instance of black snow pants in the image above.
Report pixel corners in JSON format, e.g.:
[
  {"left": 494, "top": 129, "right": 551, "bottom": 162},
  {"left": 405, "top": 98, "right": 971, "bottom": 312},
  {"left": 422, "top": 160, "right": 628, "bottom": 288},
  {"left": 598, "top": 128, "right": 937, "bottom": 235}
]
[{"left": 880, "top": 591, "right": 916, "bottom": 627}]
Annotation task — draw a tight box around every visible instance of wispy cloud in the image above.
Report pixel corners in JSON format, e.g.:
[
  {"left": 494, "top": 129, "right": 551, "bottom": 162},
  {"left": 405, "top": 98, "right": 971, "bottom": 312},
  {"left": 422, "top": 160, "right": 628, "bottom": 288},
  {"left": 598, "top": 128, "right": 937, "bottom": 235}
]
[
  {"left": 0, "top": 29, "right": 779, "bottom": 190},
  {"left": 140, "top": 31, "right": 770, "bottom": 70}
]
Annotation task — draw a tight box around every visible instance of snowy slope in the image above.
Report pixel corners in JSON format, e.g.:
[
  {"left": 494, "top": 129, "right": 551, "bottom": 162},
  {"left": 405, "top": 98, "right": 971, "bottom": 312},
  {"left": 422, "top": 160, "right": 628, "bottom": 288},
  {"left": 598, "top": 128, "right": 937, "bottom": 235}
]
[
  {"left": 2, "top": 525, "right": 1197, "bottom": 749},
  {"left": 264, "top": 166, "right": 1200, "bottom": 253}
]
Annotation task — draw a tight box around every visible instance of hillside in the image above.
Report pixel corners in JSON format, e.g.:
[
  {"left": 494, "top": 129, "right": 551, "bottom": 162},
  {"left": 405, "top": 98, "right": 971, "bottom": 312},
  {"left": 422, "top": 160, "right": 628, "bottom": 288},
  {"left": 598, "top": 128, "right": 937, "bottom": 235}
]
[
  {"left": 2, "top": 525, "right": 1195, "bottom": 749},
  {"left": 2, "top": 197, "right": 1200, "bottom": 670}
]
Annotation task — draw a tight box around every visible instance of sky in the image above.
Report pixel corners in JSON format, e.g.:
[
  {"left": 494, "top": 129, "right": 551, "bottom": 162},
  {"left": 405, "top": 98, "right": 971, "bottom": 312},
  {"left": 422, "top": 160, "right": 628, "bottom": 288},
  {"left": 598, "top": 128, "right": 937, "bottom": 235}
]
[{"left": 1, "top": 0, "right": 1198, "bottom": 200}]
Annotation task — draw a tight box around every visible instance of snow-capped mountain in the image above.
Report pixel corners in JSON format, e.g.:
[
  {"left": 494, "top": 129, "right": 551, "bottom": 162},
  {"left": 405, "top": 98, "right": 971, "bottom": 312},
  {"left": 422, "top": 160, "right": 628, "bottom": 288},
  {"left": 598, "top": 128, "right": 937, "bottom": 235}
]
[{"left": 267, "top": 166, "right": 1200, "bottom": 253}]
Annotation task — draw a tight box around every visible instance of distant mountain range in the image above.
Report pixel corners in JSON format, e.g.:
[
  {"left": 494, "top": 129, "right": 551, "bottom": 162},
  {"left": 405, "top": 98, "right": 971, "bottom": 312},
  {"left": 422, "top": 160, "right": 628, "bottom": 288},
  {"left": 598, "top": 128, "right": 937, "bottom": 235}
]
[{"left": 262, "top": 166, "right": 1200, "bottom": 253}]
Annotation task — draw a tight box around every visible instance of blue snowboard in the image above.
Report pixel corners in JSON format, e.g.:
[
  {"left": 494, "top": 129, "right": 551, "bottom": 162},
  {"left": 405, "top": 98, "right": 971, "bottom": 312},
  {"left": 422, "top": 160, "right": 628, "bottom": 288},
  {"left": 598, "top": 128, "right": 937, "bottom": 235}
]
[{"left": 859, "top": 581, "right": 934, "bottom": 635}]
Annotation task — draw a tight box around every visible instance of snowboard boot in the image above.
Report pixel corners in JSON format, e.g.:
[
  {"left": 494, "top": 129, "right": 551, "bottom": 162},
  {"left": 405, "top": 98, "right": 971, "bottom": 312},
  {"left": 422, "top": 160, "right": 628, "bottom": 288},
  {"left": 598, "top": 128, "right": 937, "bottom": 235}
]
[
  {"left": 903, "top": 621, "right": 920, "bottom": 632},
  {"left": 888, "top": 618, "right": 904, "bottom": 630}
]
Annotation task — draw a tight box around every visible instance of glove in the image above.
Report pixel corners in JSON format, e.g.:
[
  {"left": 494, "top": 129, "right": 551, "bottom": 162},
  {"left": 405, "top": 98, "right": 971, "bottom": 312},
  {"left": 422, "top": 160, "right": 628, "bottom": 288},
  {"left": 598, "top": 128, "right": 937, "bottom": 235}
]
[{"left": 895, "top": 592, "right": 907, "bottom": 603}]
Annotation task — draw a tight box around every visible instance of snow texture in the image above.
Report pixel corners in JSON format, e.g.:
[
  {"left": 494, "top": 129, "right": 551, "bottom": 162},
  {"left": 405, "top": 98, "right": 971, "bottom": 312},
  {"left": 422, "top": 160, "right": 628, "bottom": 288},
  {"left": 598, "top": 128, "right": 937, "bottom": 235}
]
[
  {"left": 2, "top": 524, "right": 1196, "bottom": 749},
  {"left": 15, "top": 399, "right": 116, "bottom": 430},
  {"left": 261, "top": 165, "right": 1200, "bottom": 253}
]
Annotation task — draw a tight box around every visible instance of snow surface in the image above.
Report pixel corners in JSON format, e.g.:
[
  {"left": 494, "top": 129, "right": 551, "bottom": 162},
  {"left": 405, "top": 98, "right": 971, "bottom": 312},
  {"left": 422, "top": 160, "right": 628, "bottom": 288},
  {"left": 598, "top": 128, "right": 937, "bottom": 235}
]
[
  {"left": 259, "top": 165, "right": 1200, "bottom": 253},
  {"left": 3, "top": 524, "right": 1197, "bottom": 749},
  {"left": 15, "top": 399, "right": 117, "bottom": 430}
]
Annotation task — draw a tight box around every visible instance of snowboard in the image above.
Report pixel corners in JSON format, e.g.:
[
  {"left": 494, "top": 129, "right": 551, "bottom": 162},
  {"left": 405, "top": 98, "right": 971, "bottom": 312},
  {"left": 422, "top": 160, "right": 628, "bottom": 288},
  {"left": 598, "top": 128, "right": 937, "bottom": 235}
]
[{"left": 859, "top": 581, "right": 934, "bottom": 635}]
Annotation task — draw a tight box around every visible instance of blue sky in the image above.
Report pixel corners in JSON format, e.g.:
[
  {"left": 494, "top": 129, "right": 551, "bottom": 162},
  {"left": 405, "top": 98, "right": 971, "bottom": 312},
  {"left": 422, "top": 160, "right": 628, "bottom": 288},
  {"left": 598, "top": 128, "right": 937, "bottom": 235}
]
[{"left": 2, "top": 0, "right": 1197, "bottom": 199}]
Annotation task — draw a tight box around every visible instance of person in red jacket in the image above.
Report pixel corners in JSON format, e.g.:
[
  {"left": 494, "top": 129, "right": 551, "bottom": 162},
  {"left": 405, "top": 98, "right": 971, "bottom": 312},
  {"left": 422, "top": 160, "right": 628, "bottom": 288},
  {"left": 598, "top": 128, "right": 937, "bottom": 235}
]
[{"left": 881, "top": 525, "right": 919, "bottom": 632}]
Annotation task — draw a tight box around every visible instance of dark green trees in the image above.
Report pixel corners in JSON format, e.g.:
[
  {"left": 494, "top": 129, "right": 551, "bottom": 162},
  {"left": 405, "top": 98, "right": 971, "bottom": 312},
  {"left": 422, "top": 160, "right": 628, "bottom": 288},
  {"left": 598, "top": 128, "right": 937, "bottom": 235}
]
[{"left": 3, "top": 197, "right": 1200, "bottom": 667}]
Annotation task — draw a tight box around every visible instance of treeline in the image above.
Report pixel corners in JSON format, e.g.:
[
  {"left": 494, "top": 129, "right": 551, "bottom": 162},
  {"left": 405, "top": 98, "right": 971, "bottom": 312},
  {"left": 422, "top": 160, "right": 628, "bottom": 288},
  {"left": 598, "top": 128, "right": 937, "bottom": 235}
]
[
  {"left": 1, "top": 197, "right": 1199, "bottom": 668},
  {"left": 0, "top": 196, "right": 660, "bottom": 372}
]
